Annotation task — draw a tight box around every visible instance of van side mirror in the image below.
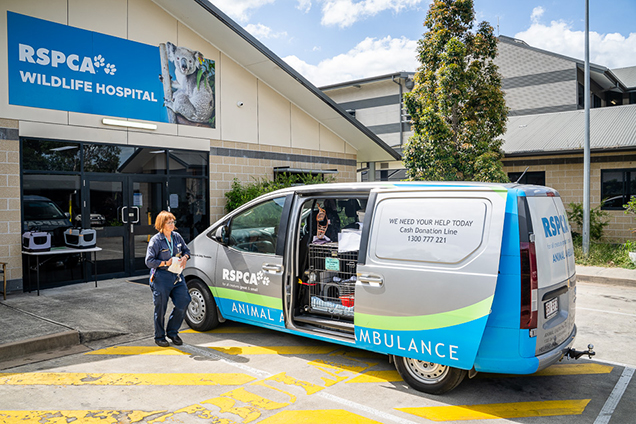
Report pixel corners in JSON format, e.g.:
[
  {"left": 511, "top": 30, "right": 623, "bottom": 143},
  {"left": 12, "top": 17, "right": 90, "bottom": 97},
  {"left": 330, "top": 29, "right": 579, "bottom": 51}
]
[{"left": 215, "top": 225, "right": 230, "bottom": 245}]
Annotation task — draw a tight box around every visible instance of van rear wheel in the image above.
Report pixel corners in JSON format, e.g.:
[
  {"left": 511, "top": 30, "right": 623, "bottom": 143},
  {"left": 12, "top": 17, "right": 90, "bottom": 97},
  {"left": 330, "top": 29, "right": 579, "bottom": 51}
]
[
  {"left": 185, "top": 278, "right": 219, "bottom": 331},
  {"left": 394, "top": 356, "right": 467, "bottom": 394}
]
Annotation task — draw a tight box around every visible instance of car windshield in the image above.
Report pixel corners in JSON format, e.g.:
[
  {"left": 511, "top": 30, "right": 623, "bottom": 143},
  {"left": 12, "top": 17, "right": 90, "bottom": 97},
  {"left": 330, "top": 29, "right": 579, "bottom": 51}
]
[{"left": 24, "top": 200, "right": 67, "bottom": 220}]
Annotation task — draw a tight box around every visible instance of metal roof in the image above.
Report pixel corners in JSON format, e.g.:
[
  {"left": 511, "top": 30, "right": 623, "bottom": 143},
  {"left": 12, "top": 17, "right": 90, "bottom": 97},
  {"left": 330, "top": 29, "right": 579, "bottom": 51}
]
[
  {"left": 503, "top": 104, "right": 636, "bottom": 155},
  {"left": 151, "top": 0, "right": 401, "bottom": 162},
  {"left": 612, "top": 66, "right": 636, "bottom": 89}
]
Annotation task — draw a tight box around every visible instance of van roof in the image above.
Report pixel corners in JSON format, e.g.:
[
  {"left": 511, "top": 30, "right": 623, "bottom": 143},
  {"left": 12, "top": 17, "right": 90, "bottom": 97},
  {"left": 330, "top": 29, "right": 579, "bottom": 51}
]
[{"left": 265, "top": 181, "right": 559, "bottom": 197}]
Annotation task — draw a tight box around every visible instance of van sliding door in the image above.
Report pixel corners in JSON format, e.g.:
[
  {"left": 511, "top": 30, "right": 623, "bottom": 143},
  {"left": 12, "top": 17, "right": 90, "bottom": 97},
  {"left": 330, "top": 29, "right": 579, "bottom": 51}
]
[{"left": 355, "top": 187, "right": 508, "bottom": 370}]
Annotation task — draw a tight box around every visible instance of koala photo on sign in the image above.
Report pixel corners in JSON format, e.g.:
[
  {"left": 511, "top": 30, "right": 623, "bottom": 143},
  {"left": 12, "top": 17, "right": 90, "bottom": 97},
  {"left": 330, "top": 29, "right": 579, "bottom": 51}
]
[{"left": 160, "top": 41, "right": 215, "bottom": 128}]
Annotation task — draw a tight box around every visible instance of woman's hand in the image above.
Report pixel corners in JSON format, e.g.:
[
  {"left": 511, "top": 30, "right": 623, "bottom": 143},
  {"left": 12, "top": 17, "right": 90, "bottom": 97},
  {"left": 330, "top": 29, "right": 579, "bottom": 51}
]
[
  {"left": 179, "top": 256, "right": 188, "bottom": 269},
  {"left": 164, "top": 258, "right": 173, "bottom": 267}
]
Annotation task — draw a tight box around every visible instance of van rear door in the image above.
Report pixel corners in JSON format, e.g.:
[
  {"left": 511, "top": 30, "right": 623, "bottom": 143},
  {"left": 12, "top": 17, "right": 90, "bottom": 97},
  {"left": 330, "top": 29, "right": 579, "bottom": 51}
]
[
  {"left": 355, "top": 186, "right": 508, "bottom": 370},
  {"left": 525, "top": 193, "right": 576, "bottom": 356}
]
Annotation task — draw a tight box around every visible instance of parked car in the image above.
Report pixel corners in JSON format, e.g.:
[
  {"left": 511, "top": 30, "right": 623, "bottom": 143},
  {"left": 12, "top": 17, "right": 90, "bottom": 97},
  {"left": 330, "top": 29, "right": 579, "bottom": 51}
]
[
  {"left": 182, "top": 182, "right": 592, "bottom": 394},
  {"left": 74, "top": 213, "right": 107, "bottom": 227},
  {"left": 22, "top": 195, "right": 72, "bottom": 246}
]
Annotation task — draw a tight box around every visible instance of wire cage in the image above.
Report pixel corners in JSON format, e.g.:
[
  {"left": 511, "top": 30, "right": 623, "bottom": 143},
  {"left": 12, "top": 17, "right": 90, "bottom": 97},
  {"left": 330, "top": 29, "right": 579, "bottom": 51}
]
[{"left": 306, "top": 242, "right": 357, "bottom": 318}]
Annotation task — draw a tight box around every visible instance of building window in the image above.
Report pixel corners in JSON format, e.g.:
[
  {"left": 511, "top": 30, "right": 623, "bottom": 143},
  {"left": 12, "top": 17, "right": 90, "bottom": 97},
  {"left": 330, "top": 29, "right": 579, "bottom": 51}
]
[
  {"left": 629, "top": 92, "right": 636, "bottom": 105},
  {"left": 606, "top": 91, "right": 622, "bottom": 107},
  {"left": 601, "top": 169, "right": 636, "bottom": 210},
  {"left": 507, "top": 171, "right": 546, "bottom": 186}
]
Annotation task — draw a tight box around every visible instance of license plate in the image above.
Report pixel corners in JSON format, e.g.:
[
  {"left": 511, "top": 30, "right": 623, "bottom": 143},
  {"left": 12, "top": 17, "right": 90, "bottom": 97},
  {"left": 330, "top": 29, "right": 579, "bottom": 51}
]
[{"left": 544, "top": 297, "right": 559, "bottom": 320}]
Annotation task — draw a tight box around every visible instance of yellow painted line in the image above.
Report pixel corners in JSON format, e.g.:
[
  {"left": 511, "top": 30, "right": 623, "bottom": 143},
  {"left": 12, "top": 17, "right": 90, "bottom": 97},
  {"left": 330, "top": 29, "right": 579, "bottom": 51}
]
[
  {"left": 532, "top": 363, "right": 613, "bottom": 376},
  {"left": 209, "top": 346, "right": 336, "bottom": 355},
  {"left": 397, "top": 399, "right": 591, "bottom": 421},
  {"left": 0, "top": 410, "right": 161, "bottom": 423},
  {"left": 85, "top": 346, "right": 188, "bottom": 355},
  {"left": 259, "top": 409, "right": 384, "bottom": 424},
  {"left": 182, "top": 326, "right": 267, "bottom": 334},
  {"left": 0, "top": 372, "right": 256, "bottom": 386},
  {"left": 347, "top": 370, "right": 402, "bottom": 383}
]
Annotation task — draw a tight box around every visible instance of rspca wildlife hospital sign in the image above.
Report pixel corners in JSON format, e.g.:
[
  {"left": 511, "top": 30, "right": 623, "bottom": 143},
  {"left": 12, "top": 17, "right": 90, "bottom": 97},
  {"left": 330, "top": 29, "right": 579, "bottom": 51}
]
[{"left": 7, "top": 12, "right": 215, "bottom": 126}]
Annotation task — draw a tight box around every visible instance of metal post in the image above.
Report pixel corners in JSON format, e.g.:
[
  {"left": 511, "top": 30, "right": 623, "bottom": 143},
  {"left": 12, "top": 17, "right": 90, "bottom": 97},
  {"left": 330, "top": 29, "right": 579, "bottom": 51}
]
[
  {"left": 368, "top": 162, "right": 376, "bottom": 182},
  {"left": 583, "top": 0, "right": 591, "bottom": 255}
]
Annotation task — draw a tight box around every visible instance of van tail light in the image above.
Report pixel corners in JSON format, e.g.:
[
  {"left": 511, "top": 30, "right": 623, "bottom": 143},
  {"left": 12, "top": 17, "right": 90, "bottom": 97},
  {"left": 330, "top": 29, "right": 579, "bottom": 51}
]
[{"left": 520, "top": 239, "right": 538, "bottom": 329}]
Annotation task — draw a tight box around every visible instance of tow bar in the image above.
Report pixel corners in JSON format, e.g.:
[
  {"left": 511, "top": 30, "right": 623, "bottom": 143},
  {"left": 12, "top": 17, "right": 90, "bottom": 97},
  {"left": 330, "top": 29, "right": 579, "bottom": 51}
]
[{"left": 566, "top": 344, "right": 596, "bottom": 360}]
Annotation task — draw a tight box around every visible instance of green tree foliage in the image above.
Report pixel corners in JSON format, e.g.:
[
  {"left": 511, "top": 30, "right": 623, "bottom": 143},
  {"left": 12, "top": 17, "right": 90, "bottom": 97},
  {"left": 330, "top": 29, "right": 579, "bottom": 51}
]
[
  {"left": 224, "top": 173, "right": 334, "bottom": 212},
  {"left": 403, "top": 0, "right": 509, "bottom": 182}
]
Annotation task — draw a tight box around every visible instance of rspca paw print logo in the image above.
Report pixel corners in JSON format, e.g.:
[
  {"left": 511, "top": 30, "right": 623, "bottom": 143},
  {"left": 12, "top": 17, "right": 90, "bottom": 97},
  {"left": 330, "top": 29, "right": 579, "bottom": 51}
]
[
  {"left": 256, "top": 271, "right": 270, "bottom": 286},
  {"left": 93, "top": 55, "right": 117, "bottom": 76}
]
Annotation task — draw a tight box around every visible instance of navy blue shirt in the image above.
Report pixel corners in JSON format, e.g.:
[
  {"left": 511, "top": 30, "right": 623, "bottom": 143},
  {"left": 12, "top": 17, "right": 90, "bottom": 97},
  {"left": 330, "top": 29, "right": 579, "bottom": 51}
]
[{"left": 145, "top": 231, "right": 191, "bottom": 270}]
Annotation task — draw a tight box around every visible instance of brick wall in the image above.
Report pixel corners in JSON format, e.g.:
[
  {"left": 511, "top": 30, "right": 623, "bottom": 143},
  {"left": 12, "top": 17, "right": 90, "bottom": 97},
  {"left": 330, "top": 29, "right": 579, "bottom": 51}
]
[
  {"left": 209, "top": 140, "right": 357, "bottom": 223},
  {"left": 504, "top": 152, "right": 636, "bottom": 241},
  {"left": 0, "top": 119, "right": 22, "bottom": 288}
]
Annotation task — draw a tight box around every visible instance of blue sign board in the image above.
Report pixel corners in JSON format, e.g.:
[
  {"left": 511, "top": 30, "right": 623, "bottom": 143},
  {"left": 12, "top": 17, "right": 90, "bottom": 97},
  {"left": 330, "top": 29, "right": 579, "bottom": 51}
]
[{"left": 7, "top": 11, "right": 179, "bottom": 124}]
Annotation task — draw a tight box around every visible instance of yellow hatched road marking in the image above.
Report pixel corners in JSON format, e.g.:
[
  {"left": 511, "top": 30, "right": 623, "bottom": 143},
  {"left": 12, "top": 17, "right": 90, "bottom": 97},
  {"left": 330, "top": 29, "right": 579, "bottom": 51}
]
[
  {"left": 182, "top": 326, "right": 267, "bottom": 334},
  {"left": 0, "top": 410, "right": 161, "bottom": 423},
  {"left": 397, "top": 399, "right": 591, "bottom": 421},
  {"left": 86, "top": 346, "right": 188, "bottom": 355},
  {"left": 259, "top": 409, "right": 384, "bottom": 423},
  {"left": 531, "top": 363, "right": 613, "bottom": 376},
  {"left": 347, "top": 370, "right": 402, "bottom": 383},
  {"left": 0, "top": 372, "right": 256, "bottom": 386},
  {"left": 210, "top": 346, "right": 337, "bottom": 355}
]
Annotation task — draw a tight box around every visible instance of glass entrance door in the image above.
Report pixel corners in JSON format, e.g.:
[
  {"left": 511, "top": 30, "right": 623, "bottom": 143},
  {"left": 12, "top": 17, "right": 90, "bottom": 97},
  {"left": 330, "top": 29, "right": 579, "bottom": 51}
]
[
  {"left": 130, "top": 179, "right": 166, "bottom": 274},
  {"left": 86, "top": 176, "right": 167, "bottom": 277},
  {"left": 87, "top": 177, "right": 127, "bottom": 277}
]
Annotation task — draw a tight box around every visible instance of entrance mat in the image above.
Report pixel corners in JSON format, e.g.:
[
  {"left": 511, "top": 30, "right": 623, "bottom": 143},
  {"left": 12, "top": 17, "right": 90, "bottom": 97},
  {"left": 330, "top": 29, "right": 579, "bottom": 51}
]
[{"left": 127, "top": 276, "right": 150, "bottom": 285}]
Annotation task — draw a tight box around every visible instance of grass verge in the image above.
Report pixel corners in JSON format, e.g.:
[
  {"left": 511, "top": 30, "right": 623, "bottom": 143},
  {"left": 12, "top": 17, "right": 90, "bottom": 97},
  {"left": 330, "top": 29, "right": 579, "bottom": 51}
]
[{"left": 572, "top": 236, "right": 635, "bottom": 269}]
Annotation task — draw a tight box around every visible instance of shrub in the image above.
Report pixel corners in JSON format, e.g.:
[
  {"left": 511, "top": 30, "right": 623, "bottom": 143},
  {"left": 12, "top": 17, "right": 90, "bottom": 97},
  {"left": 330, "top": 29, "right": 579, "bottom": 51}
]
[
  {"left": 224, "top": 173, "right": 334, "bottom": 212},
  {"left": 567, "top": 202, "right": 609, "bottom": 241}
]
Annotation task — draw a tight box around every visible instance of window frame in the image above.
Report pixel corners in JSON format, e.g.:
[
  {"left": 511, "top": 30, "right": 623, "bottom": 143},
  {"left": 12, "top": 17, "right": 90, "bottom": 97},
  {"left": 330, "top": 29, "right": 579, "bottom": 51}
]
[{"left": 600, "top": 168, "right": 636, "bottom": 210}]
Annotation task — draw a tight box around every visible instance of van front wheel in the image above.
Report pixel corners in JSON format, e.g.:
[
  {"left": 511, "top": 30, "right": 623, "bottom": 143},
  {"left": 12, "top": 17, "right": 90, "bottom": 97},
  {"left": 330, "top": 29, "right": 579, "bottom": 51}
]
[
  {"left": 394, "top": 356, "right": 467, "bottom": 395},
  {"left": 185, "top": 278, "right": 219, "bottom": 332}
]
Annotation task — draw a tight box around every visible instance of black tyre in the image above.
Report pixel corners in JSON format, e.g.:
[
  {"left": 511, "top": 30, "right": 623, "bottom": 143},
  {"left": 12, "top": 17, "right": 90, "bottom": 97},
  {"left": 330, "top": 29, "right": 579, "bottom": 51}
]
[
  {"left": 185, "top": 278, "right": 219, "bottom": 331},
  {"left": 394, "top": 356, "right": 467, "bottom": 395}
]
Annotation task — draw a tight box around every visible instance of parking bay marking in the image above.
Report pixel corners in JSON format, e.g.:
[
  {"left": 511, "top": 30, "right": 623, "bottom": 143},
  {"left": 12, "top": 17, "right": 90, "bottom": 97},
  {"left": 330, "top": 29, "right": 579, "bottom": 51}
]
[
  {"left": 0, "top": 410, "right": 162, "bottom": 423},
  {"left": 397, "top": 399, "right": 591, "bottom": 421},
  {"left": 347, "top": 363, "right": 613, "bottom": 384},
  {"left": 86, "top": 346, "right": 189, "bottom": 355},
  {"left": 209, "top": 346, "right": 338, "bottom": 355},
  {"left": 0, "top": 372, "right": 256, "bottom": 386}
]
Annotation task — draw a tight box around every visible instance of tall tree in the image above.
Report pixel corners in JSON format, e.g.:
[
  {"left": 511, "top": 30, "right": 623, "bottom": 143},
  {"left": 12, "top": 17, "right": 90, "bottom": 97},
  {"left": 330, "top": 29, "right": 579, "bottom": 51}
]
[{"left": 403, "top": 0, "right": 509, "bottom": 182}]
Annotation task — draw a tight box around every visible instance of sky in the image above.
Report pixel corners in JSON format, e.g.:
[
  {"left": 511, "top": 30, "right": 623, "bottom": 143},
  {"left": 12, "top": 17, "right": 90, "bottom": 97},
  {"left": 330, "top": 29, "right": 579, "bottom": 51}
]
[{"left": 208, "top": 0, "right": 636, "bottom": 87}]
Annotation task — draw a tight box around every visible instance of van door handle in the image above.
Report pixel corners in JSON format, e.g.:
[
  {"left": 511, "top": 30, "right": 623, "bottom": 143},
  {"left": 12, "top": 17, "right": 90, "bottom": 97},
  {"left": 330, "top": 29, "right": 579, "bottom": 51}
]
[
  {"left": 358, "top": 274, "right": 384, "bottom": 287},
  {"left": 262, "top": 263, "right": 283, "bottom": 273}
]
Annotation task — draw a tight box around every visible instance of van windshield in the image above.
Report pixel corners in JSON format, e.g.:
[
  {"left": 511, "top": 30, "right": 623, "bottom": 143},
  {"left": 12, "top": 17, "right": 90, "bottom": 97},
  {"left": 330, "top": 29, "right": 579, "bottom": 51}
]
[{"left": 24, "top": 200, "right": 67, "bottom": 220}]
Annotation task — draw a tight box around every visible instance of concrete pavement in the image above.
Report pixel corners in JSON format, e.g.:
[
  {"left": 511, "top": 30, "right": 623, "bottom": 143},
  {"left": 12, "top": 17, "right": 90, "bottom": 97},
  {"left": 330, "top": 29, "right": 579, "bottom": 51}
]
[{"left": 0, "top": 265, "right": 634, "bottom": 368}]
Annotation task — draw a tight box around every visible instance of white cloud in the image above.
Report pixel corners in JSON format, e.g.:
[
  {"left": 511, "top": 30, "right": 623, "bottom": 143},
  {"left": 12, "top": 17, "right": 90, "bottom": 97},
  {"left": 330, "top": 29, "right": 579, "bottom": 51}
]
[
  {"left": 530, "top": 6, "right": 544, "bottom": 23},
  {"left": 297, "top": 0, "right": 312, "bottom": 13},
  {"left": 515, "top": 20, "right": 636, "bottom": 69},
  {"left": 244, "top": 23, "right": 288, "bottom": 39},
  {"left": 210, "top": 0, "right": 275, "bottom": 22},
  {"left": 320, "top": 0, "right": 426, "bottom": 28},
  {"left": 283, "top": 36, "right": 418, "bottom": 86}
]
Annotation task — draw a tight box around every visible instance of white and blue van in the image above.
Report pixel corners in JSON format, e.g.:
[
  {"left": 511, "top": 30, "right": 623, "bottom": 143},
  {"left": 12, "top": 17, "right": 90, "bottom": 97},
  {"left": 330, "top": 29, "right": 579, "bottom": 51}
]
[{"left": 183, "top": 182, "right": 591, "bottom": 394}]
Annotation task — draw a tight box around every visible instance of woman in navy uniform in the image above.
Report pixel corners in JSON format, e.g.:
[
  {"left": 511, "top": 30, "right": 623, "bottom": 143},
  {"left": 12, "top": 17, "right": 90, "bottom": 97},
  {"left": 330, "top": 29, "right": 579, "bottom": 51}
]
[{"left": 145, "top": 211, "right": 191, "bottom": 347}]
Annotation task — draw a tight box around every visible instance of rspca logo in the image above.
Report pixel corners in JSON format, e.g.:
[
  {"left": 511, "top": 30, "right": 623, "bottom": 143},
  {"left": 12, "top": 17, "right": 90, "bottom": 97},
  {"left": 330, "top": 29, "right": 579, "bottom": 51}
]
[
  {"left": 18, "top": 44, "right": 117, "bottom": 76},
  {"left": 222, "top": 269, "right": 270, "bottom": 286},
  {"left": 541, "top": 215, "right": 569, "bottom": 238}
]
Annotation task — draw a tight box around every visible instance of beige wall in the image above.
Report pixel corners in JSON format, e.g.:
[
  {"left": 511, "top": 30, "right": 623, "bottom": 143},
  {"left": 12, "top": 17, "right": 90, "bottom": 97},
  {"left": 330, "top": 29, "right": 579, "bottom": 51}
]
[
  {"left": 0, "top": 119, "right": 21, "bottom": 284},
  {"left": 504, "top": 152, "right": 636, "bottom": 241},
  {"left": 209, "top": 140, "right": 356, "bottom": 223}
]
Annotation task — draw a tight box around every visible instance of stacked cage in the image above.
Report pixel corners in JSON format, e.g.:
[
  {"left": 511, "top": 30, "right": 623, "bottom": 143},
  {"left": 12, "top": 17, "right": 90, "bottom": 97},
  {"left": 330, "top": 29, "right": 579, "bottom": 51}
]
[{"left": 307, "top": 242, "right": 357, "bottom": 319}]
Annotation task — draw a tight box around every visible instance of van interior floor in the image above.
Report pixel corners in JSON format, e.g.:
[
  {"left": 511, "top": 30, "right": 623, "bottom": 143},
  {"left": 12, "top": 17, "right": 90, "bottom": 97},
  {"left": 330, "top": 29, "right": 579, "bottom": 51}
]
[{"left": 293, "top": 314, "right": 355, "bottom": 335}]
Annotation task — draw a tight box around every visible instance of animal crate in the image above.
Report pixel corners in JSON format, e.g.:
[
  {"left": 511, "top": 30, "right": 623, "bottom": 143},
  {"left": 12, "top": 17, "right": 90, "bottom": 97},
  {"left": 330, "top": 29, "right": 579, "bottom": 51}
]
[{"left": 307, "top": 242, "right": 357, "bottom": 318}]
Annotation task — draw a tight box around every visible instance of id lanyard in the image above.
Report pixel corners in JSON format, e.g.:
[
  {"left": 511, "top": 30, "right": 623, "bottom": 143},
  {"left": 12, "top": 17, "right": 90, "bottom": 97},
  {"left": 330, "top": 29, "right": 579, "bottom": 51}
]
[{"left": 166, "top": 235, "right": 174, "bottom": 257}]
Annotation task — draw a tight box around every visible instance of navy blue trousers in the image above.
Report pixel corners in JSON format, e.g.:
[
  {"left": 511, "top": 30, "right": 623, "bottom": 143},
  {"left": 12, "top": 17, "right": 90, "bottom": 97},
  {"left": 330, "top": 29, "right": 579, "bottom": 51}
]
[{"left": 150, "top": 269, "right": 191, "bottom": 340}]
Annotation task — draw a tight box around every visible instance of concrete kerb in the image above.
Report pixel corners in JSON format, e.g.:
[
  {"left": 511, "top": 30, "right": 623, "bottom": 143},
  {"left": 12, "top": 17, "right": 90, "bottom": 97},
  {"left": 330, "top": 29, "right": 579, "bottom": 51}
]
[
  {"left": 0, "top": 330, "right": 80, "bottom": 363},
  {"left": 576, "top": 266, "right": 636, "bottom": 288}
]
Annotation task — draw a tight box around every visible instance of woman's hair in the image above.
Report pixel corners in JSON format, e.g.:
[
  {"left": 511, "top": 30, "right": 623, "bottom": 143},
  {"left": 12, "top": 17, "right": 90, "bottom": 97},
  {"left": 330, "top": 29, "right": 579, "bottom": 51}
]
[{"left": 155, "top": 211, "right": 176, "bottom": 232}]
